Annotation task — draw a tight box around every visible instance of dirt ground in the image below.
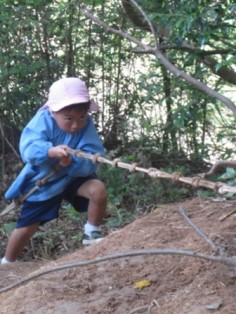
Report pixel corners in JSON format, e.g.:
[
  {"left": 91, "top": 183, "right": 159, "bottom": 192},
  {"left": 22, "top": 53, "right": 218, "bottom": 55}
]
[{"left": 1, "top": 196, "right": 236, "bottom": 314}]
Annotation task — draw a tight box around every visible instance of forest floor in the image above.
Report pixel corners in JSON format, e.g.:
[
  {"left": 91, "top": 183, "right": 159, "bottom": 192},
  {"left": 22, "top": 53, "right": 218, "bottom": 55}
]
[{"left": 1, "top": 196, "right": 236, "bottom": 313}]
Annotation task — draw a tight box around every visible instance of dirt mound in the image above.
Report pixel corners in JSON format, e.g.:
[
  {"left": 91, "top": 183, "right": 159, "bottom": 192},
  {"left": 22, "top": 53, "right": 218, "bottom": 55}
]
[{"left": 1, "top": 197, "right": 236, "bottom": 314}]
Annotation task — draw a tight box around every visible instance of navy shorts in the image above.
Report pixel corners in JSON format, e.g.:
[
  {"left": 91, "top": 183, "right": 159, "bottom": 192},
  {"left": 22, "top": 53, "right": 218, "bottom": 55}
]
[{"left": 16, "top": 174, "right": 98, "bottom": 228}]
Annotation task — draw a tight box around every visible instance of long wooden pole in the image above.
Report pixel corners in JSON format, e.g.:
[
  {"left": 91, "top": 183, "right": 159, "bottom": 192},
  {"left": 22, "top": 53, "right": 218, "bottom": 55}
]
[
  {"left": 67, "top": 148, "right": 236, "bottom": 195},
  {"left": 1, "top": 149, "right": 235, "bottom": 217}
]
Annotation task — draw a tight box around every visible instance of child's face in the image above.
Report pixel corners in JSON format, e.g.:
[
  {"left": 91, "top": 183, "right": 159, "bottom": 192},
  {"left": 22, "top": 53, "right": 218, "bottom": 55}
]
[{"left": 53, "top": 107, "right": 88, "bottom": 134}]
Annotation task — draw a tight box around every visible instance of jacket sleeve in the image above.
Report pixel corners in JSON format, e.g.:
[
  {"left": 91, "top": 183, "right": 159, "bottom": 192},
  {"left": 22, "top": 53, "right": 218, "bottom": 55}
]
[
  {"left": 19, "top": 111, "right": 55, "bottom": 166},
  {"left": 67, "top": 116, "right": 105, "bottom": 177}
]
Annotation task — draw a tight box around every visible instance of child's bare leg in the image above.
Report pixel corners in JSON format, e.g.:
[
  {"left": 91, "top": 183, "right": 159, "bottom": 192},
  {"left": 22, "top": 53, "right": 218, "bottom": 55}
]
[
  {"left": 5, "top": 223, "right": 40, "bottom": 262},
  {"left": 77, "top": 179, "right": 107, "bottom": 226}
]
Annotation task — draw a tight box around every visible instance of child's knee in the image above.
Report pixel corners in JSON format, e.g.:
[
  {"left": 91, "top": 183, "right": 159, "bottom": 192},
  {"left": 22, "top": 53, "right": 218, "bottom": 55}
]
[
  {"left": 94, "top": 181, "right": 107, "bottom": 200},
  {"left": 78, "top": 179, "right": 107, "bottom": 202}
]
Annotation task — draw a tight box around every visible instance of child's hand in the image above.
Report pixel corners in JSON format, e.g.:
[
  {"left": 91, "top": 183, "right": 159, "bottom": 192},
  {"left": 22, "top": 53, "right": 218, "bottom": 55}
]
[{"left": 48, "top": 145, "right": 72, "bottom": 167}]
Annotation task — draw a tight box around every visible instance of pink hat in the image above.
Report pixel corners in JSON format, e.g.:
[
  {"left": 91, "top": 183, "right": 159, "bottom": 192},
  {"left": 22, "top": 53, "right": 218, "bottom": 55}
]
[{"left": 45, "top": 77, "right": 98, "bottom": 112}]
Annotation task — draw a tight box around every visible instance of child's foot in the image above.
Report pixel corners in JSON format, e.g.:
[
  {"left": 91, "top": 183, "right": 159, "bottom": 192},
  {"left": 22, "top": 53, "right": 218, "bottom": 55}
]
[
  {"left": 1, "top": 257, "right": 11, "bottom": 264},
  {"left": 82, "top": 230, "right": 104, "bottom": 245}
]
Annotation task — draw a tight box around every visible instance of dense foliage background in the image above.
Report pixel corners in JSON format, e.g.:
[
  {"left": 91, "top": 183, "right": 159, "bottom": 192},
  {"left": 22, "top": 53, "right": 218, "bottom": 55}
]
[{"left": 0, "top": 1, "right": 236, "bottom": 254}]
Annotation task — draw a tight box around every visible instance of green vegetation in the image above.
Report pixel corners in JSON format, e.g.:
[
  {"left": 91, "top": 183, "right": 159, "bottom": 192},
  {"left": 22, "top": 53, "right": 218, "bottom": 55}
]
[{"left": 0, "top": 0, "right": 236, "bottom": 261}]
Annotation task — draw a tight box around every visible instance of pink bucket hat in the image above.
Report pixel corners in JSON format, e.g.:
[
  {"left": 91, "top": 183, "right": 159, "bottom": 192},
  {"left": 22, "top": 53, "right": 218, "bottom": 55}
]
[{"left": 45, "top": 77, "right": 98, "bottom": 112}]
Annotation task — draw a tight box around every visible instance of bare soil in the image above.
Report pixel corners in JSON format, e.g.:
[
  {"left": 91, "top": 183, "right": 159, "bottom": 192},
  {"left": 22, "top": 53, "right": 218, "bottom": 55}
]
[{"left": 1, "top": 196, "right": 236, "bottom": 314}]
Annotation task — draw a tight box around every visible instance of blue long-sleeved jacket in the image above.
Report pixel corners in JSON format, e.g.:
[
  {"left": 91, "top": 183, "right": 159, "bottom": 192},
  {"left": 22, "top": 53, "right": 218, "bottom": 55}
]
[{"left": 5, "top": 109, "right": 105, "bottom": 201}]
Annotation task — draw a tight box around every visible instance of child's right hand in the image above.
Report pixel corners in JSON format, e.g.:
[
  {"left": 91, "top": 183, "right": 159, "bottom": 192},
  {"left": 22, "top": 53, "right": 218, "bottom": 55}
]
[{"left": 48, "top": 145, "right": 72, "bottom": 167}]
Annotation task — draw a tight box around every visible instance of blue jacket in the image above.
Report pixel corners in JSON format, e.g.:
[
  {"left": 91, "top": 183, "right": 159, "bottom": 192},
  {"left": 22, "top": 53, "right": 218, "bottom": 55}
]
[{"left": 5, "top": 109, "right": 105, "bottom": 201}]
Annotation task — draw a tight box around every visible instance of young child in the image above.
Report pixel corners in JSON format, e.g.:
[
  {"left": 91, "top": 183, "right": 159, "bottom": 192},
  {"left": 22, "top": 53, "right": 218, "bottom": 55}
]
[{"left": 1, "top": 77, "right": 107, "bottom": 264}]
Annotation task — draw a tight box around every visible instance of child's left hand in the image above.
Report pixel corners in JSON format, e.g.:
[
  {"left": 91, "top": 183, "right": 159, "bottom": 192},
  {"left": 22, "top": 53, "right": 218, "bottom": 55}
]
[
  {"left": 59, "top": 154, "right": 72, "bottom": 167},
  {"left": 48, "top": 145, "right": 73, "bottom": 167}
]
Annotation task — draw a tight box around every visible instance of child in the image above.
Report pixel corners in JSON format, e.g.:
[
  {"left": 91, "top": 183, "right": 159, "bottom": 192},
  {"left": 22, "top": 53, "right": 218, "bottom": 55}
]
[{"left": 1, "top": 77, "right": 107, "bottom": 264}]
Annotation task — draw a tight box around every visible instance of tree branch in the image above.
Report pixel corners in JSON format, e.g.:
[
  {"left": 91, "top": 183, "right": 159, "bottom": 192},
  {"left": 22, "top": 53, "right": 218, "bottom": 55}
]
[
  {"left": 121, "top": 0, "right": 236, "bottom": 85},
  {"left": 178, "top": 207, "right": 222, "bottom": 255},
  {"left": 1, "top": 248, "right": 236, "bottom": 294},
  {"left": 202, "top": 160, "right": 236, "bottom": 178},
  {"left": 79, "top": 3, "right": 236, "bottom": 117}
]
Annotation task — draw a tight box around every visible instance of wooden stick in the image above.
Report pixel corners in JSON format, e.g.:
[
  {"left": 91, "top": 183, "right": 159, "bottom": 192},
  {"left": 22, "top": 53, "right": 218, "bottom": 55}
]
[
  {"left": 203, "top": 160, "right": 236, "bottom": 178},
  {"left": 67, "top": 148, "right": 236, "bottom": 195},
  {"left": 219, "top": 208, "right": 236, "bottom": 222},
  {"left": 2, "top": 149, "right": 236, "bottom": 217}
]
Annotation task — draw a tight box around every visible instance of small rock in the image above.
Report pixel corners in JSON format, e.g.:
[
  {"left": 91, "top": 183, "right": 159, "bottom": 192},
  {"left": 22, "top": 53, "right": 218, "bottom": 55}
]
[{"left": 204, "top": 298, "right": 223, "bottom": 310}]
